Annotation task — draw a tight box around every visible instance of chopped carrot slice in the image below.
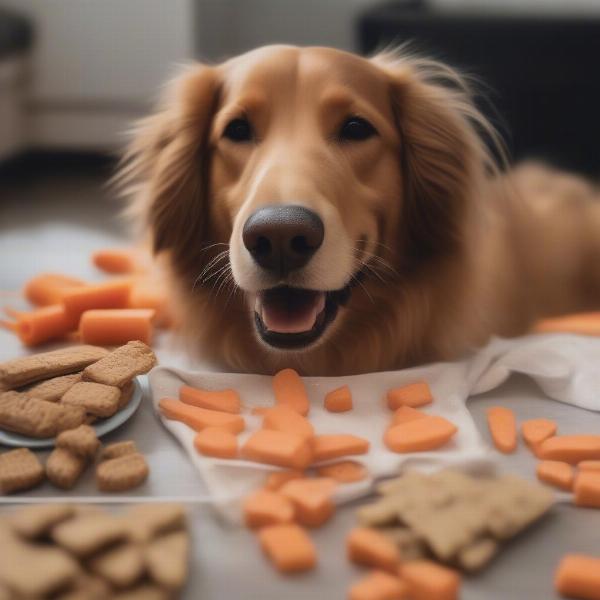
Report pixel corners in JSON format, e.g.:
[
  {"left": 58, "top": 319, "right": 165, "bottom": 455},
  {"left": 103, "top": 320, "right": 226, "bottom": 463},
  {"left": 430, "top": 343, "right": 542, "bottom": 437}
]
[
  {"left": 538, "top": 435, "right": 600, "bottom": 464},
  {"left": 272, "top": 368, "right": 310, "bottom": 416},
  {"left": 241, "top": 429, "right": 314, "bottom": 470},
  {"left": 243, "top": 489, "right": 295, "bottom": 528},
  {"left": 262, "top": 405, "right": 314, "bottom": 441},
  {"left": 264, "top": 470, "right": 305, "bottom": 491},
  {"left": 486, "top": 406, "right": 517, "bottom": 453},
  {"left": 62, "top": 280, "right": 131, "bottom": 321},
  {"left": 555, "top": 554, "right": 600, "bottom": 600},
  {"left": 24, "top": 273, "right": 85, "bottom": 306},
  {"left": 280, "top": 478, "right": 337, "bottom": 527},
  {"left": 536, "top": 460, "right": 575, "bottom": 491},
  {"left": 324, "top": 385, "right": 353, "bottom": 412},
  {"left": 535, "top": 312, "right": 600, "bottom": 336},
  {"left": 574, "top": 472, "right": 600, "bottom": 509},
  {"left": 2, "top": 304, "right": 75, "bottom": 346},
  {"left": 401, "top": 560, "right": 461, "bottom": 600},
  {"left": 316, "top": 460, "right": 368, "bottom": 483},
  {"left": 391, "top": 406, "right": 427, "bottom": 425},
  {"left": 386, "top": 382, "right": 433, "bottom": 410},
  {"left": 522, "top": 418, "right": 557, "bottom": 447},
  {"left": 258, "top": 524, "right": 317, "bottom": 573},
  {"left": 179, "top": 385, "right": 241, "bottom": 414},
  {"left": 159, "top": 398, "right": 245, "bottom": 434},
  {"left": 79, "top": 308, "right": 155, "bottom": 345},
  {"left": 384, "top": 416, "right": 457, "bottom": 453},
  {"left": 579, "top": 461, "right": 600, "bottom": 473},
  {"left": 251, "top": 407, "right": 271, "bottom": 416},
  {"left": 346, "top": 527, "right": 401, "bottom": 573},
  {"left": 312, "top": 434, "right": 370, "bottom": 463},
  {"left": 349, "top": 570, "right": 409, "bottom": 600},
  {"left": 194, "top": 427, "right": 238, "bottom": 459},
  {"left": 92, "top": 249, "right": 140, "bottom": 274},
  {"left": 128, "top": 278, "right": 171, "bottom": 327}
]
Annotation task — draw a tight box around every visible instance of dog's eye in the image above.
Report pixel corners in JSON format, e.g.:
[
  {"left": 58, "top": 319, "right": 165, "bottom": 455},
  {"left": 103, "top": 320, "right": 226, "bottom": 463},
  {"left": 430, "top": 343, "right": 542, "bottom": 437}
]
[
  {"left": 222, "top": 118, "right": 254, "bottom": 142},
  {"left": 338, "top": 116, "right": 377, "bottom": 141}
]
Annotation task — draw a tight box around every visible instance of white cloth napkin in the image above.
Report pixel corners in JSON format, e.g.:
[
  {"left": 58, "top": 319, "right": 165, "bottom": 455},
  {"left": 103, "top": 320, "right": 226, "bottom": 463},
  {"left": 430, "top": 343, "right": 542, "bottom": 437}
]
[{"left": 148, "top": 334, "right": 600, "bottom": 523}]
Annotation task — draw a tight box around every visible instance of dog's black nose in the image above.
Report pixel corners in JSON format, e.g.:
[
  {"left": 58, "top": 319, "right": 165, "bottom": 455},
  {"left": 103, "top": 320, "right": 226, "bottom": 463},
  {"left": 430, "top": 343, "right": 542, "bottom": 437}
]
[{"left": 242, "top": 205, "right": 324, "bottom": 276}]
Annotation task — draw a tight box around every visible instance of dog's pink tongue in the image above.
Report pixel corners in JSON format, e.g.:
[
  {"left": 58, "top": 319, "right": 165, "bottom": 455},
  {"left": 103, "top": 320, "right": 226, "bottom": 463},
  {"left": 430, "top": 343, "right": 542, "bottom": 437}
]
[{"left": 259, "top": 292, "right": 325, "bottom": 334}]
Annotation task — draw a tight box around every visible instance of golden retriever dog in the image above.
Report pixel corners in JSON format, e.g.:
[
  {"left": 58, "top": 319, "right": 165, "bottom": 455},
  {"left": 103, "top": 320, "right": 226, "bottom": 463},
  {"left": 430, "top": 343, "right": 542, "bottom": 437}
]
[{"left": 120, "top": 45, "right": 600, "bottom": 375}]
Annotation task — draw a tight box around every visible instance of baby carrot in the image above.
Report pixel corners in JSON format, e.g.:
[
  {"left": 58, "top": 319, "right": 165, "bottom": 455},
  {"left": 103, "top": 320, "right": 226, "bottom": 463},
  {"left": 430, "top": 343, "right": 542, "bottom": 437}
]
[
  {"left": 61, "top": 280, "right": 131, "bottom": 321},
  {"left": 486, "top": 406, "right": 517, "bottom": 453},
  {"left": 24, "top": 273, "right": 85, "bottom": 306},
  {"left": 535, "top": 312, "right": 600, "bottom": 336},
  {"left": 179, "top": 385, "right": 241, "bottom": 414},
  {"left": 159, "top": 398, "right": 245, "bottom": 434},
  {"left": 258, "top": 524, "right": 317, "bottom": 573},
  {"left": 324, "top": 385, "right": 353, "bottom": 412},
  {"left": 386, "top": 382, "right": 433, "bottom": 410},
  {"left": 264, "top": 470, "right": 305, "bottom": 491},
  {"left": 128, "top": 279, "right": 172, "bottom": 327},
  {"left": 316, "top": 460, "right": 368, "bottom": 483},
  {"left": 194, "top": 427, "right": 238, "bottom": 459},
  {"left": 79, "top": 308, "right": 155, "bottom": 345},
  {"left": 243, "top": 489, "right": 295, "bottom": 528},
  {"left": 241, "top": 429, "right": 314, "bottom": 470},
  {"left": 555, "top": 554, "right": 600, "bottom": 600},
  {"left": 92, "top": 248, "right": 139, "bottom": 274},
  {"left": 521, "top": 418, "right": 557, "bottom": 456},
  {"left": 349, "top": 570, "right": 409, "bottom": 600},
  {"left": 346, "top": 527, "right": 401, "bottom": 573},
  {"left": 2, "top": 304, "right": 75, "bottom": 346},
  {"left": 280, "top": 478, "right": 337, "bottom": 527},
  {"left": 391, "top": 405, "right": 427, "bottom": 425},
  {"left": 536, "top": 460, "right": 575, "bottom": 491},
  {"left": 262, "top": 405, "right": 314, "bottom": 441},
  {"left": 401, "top": 560, "right": 461, "bottom": 600},
  {"left": 579, "top": 461, "right": 600, "bottom": 473},
  {"left": 272, "top": 368, "right": 310, "bottom": 416},
  {"left": 574, "top": 472, "right": 600, "bottom": 508},
  {"left": 384, "top": 416, "right": 457, "bottom": 453},
  {"left": 312, "top": 434, "right": 370, "bottom": 463},
  {"left": 538, "top": 435, "right": 600, "bottom": 464}
]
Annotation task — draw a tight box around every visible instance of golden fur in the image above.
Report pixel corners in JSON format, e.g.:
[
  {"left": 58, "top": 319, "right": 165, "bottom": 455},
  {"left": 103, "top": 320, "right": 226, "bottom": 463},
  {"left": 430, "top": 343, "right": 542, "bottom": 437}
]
[{"left": 119, "top": 45, "right": 600, "bottom": 375}]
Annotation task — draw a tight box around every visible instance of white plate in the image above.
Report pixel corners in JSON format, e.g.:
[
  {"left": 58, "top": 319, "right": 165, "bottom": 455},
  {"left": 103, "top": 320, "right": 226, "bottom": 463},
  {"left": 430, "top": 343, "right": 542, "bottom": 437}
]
[{"left": 0, "top": 378, "right": 143, "bottom": 449}]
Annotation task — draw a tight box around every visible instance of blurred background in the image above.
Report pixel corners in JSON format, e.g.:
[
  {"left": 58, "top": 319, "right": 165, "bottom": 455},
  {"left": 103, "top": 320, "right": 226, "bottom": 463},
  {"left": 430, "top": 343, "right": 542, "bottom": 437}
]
[{"left": 0, "top": 0, "right": 599, "bottom": 287}]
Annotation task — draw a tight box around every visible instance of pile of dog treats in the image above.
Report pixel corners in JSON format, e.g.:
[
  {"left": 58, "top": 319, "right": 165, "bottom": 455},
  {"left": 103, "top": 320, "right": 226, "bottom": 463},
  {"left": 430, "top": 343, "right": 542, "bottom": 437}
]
[
  {"left": 0, "top": 248, "right": 173, "bottom": 348},
  {"left": 0, "top": 503, "right": 189, "bottom": 599}
]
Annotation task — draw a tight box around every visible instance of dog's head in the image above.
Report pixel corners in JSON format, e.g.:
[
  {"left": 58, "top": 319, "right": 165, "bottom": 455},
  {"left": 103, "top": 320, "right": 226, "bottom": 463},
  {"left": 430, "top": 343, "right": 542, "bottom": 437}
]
[{"left": 121, "top": 45, "right": 495, "bottom": 361}]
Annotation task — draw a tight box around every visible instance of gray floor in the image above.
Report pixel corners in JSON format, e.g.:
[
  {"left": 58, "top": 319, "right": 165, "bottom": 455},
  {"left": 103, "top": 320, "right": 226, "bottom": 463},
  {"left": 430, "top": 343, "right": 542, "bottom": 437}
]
[{"left": 1, "top": 163, "right": 599, "bottom": 599}]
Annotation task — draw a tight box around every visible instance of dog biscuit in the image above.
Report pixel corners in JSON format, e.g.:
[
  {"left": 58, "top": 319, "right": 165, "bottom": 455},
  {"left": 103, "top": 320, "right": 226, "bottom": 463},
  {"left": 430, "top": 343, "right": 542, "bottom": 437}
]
[
  {"left": 380, "top": 526, "right": 427, "bottom": 561},
  {"left": 118, "top": 381, "right": 135, "bottom": 410},
  {"left": 0, "top": 447, "right": 45, "bottom": 493},
  {"left": 457, "top": 537, "right": 499, "bottom": 572},
  {"left": 54, "top": 573, "right": 111, "bottom": 600},
  {"left": 0, "top": 345, "right": 109, "bottom": 389},
  {"left": 56, "top": 424, "right": 100, "bottom": 459},
  {"left": 124, "top": 502, "right": 186, "bottom": 543},
  {"left": 26, "top": 372, "right": 83, "bottom": 402},
  {"left": 52, "top": 513, "right": 128, "bottom": 556},
  {"left": 83, "top": 340, "right": 157, "bottom": 387},
  {"left": 46, "top": 447, "right": 87, "bottom": 490},
  {"left": 9, "top": 503, "right": 74, "bottom": 538},
  {"left": 145, "top": 530, "right": 190, "bottom": 589},
  {"left": 100, "top": 440, "right": 138, "bottom": 461},
  {"left": 0, "top": 391, "right": 86, "bottom": 438},
  {"left": 112, "top": 584, "right": 171, "bottom": 600},
  {"left": 96, "top": 453, "right": 149, "bottom": 492},
  {"left": 62, "top": 381, "right": 121, "bottom": 418},
  {"left": 89, "top": 542, "right": 145, "bottom": 588}
]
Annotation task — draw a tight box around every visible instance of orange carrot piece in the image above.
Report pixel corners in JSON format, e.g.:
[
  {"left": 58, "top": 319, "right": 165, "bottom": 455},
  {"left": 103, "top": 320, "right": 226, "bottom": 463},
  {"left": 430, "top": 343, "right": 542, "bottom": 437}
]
[
  {"left": 262, "top": 405, "right": 314, "bottom": 441},
  {"left": 272, "top": 368, "right": 310, "bottom": 416},
  {"left": 5, "top": 304, "right": 75, "bottom": 346},
  {"left": 522, "top": 418, "right": 557, "bottom": 446},
  {"left": 349, "top": 571, "right": 409, "bottom": 600},
  {"left": 159, "top": 398, "right": 245, "bottom": 434},
  {"left": 194, "top": 427, "right": 238, "bottom": 459},
  {"left": 258, "top": 523, "right": 317, "bottom": 573},
  {"left": 241, "top": 429, "right": 314, "bottom": 470},
  {"left": 538, "top": 435, "right": 600, "bottom": 464},
  {"left": 579, "top": 461, "right": 600, "bottom": 473},
  {"left": 92, "top": 249, "right": 140, "bottom": 274},
  {"left": 536, "top": 460, "right": 575, "bottom": 491},
  {"left": 401, "top": 560, "right": 461, "bottom": 600},
  {"left": 486, "top": 406, "right": 517, "bottom": 453},
  {"left": 312, "top": 434, "right": 370, "bottom": 463},
  {"left": 61, "top": 280, "right": 131, "bottom": 321},
  {"left": 280, "top": 478, "right": 337, "bottom": 527},
  {"left": 79, "top": 308, "right": 155, "bottom": 345},
  {"left": 128, "top": 279, "right": 171, "bottom": 327},
  {"left": 346, "top": 527, "right": 401, "bottom": 573},
  {"left": 316, "top": 460, "right": 368, "bottom": 483},
  {"left": 243, "top": 489, "right": 295, "bottom": 528},
  {"left": 264, "top": 470, "right": 305, "bottom": 491},
  {"left": 251, "top": 407, "right": 271, "bottom": 416},
  {"left": 535, "top": 312, "right": 600, "bottom": 336},
  {"left": 391, "top": 405, "right": 428, "bottom": 425},
  {"left": 574, "top": 472, "right": 600, "bottom": 509},
  {"left": 24, "top": 273, "right": 85, "bottom": 306},
  {"left": 555, "top": 554, "right": 600, "bottom": 600},
  {"left": 384, "top": 416, "right": 457, "bottom": 453},
  {"left": 324, "top": 385, "right": 353, "bottom": 412},
  {"left": 179, "top": 385, "right": 241, "bottom": 414},
  {"left": 386, "top": 382, "right": 433, "bottom": 410}
]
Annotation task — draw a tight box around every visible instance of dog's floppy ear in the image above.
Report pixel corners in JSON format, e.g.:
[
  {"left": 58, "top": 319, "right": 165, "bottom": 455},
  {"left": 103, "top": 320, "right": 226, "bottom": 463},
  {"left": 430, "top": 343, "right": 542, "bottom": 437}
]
[
  {"left": 374, "top": 51, "right": 499, "bottom": 267},
  {"left": 117, "top": 64, "right": 220, "bottom": 256}
]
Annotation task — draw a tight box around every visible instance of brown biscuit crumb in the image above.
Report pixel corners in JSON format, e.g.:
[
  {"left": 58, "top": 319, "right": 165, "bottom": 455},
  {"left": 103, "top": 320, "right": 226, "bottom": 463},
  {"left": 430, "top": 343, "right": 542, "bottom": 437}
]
[
  {"left": 10, "top": 504, "right": 74, "bottom": 538},
  {"left": 26, "top": 373, "right": 83, "bottom": 402},
  {"left": 145, "top": 530, "right": 189, "bottom": 590},
  {"left": 0, "top": 448, "right": 45, "bottom": 493},
  {"left": 100, "top": 440, "right": 138, "bottom": 461},
  {"left": 83, "top": 341, "right": 157, "bottom": 387},
  {"left": 52, "top": 513, "right": 127, "bottom": 557},
  {"left": 46, "top": 447, "right": 87, "bottom": 490},
  {"left": 0, "top": 391, "right": 86, "bottom": 438},
  {"left": 0, "top": 345, "right": 109, "bottom": 389},
  {"left": 89, "top": 542, "right": 145, "bottom": 588},
  {"left": 62, "top": 381, "right": 121, "bottom": 418},
  {"left": 96, "top": 453, "right": 149, "bottom": 492},
  {"left": 56, "top": 424, "right": 100, "bottom": 459}
]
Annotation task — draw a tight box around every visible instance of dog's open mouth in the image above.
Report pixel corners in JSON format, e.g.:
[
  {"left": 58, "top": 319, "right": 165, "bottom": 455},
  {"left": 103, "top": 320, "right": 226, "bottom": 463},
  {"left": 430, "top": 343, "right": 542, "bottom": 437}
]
[{"left": 254, "top": 285, "right": 351, "bottom": 349}]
